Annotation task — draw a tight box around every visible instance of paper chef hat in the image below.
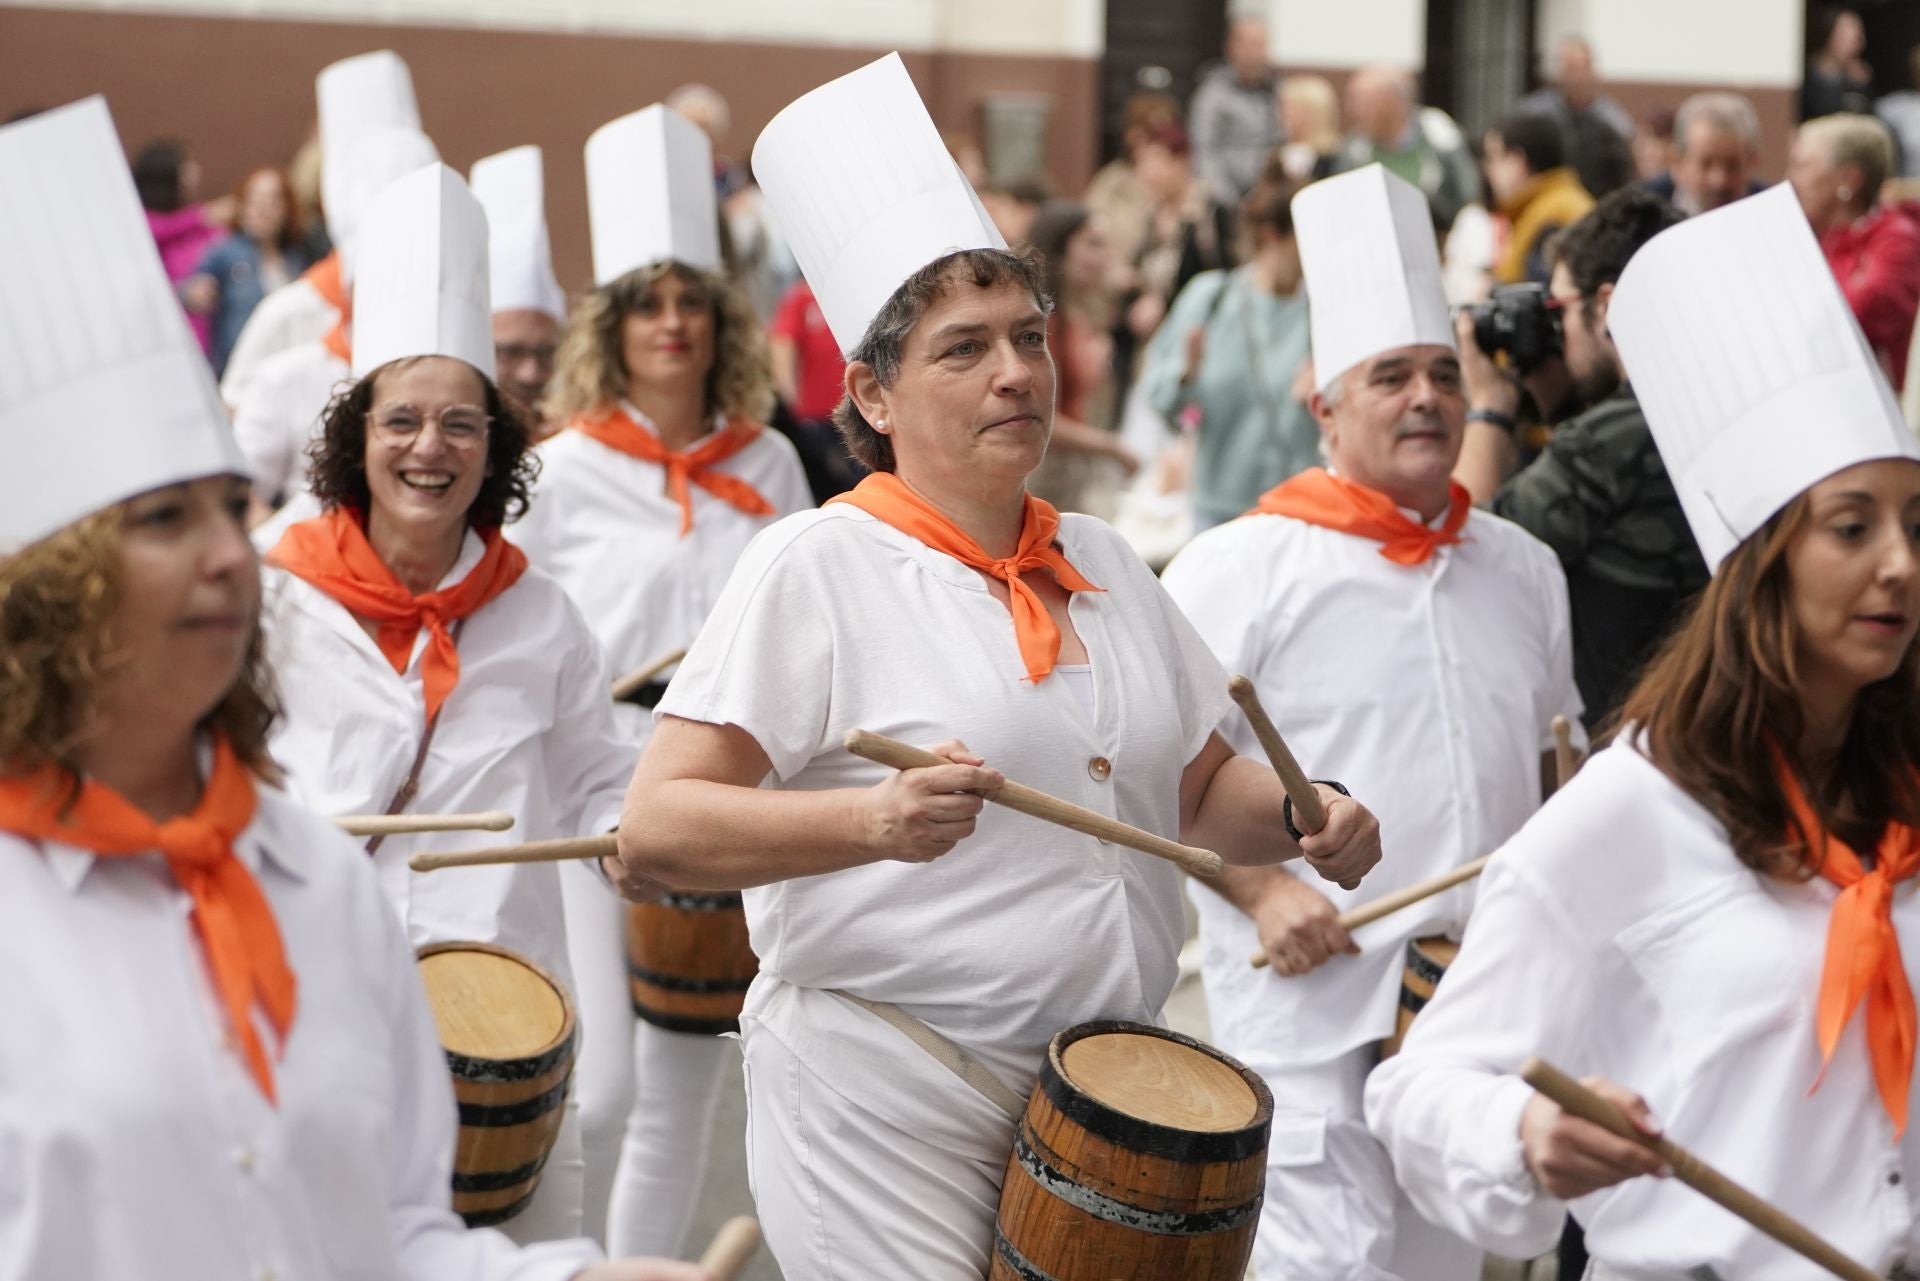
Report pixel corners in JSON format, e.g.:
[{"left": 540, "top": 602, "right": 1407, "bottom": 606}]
[
  {"left": 585, "top": 105, "right": 721, "bottom": 284},
  {"left": 1610, "top": 183, "right": 1920, "bottom": 571},
  {"left": 752, "top": 53, "right": 1007, "bottom": 356},
  {"left": 0, "top": 98, "right": 245, "bottom": 554},
  {"left": 471, "top": 145, "right": 567, "bottom": 322},
  {"left": 330, "top": 125, "right": 441, "bottom": 282},
  {"left": 317, "top": 50, "right": 422, "bottom": 243},
  {"left": 1292, "top": 164, "right": 1454, "bottom": 391},
  {"left": 348, "top": 163, "right": 495, "bottom": 381}
]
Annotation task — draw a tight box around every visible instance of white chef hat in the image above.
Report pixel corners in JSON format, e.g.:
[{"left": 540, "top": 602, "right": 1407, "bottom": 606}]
[
  {"left": 317, "top": 50, "right": 421, "bottom": 244},
  {"left": 331, "top": 125, "right": 441, "bottom": 283},
  {"left": 585, "top": 105, "right": 721, "bottom": 284},
  {"left": 1292, "top": 164, "right": 1454, "bottom": 392},
  {"left": 471, "top": 145, "right": 567, "bottom": 322},
  {"left": 1610, "top": 183, "right": 1920, "bottom": 571},
  {"left": 752, "top": 52, "right": 1007, "bottom": 356},
  {"left": 348, "top": 163, "right": 494, "bottom": 381},
  {"left": 0, "top": 97, "right": 244, "bottom": 555}
]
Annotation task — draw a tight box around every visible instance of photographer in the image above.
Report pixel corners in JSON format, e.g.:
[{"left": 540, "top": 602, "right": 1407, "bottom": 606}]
[{"left": 1454, "top": 187, "right": 1707, "bottom": 727}]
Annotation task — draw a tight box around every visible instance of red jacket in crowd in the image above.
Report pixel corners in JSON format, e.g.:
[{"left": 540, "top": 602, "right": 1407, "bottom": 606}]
[{"left": 1820, "top": 199, "right": 1920, "bottom": 392}]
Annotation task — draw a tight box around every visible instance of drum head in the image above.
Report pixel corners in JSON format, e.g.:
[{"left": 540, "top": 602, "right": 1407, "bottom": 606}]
[
  {"left": 1061, "top": 1031, "right": 1261, "bottom": 1133},
  {"left": 418, "top": 946, "right": 569, "bottom": 1061}
]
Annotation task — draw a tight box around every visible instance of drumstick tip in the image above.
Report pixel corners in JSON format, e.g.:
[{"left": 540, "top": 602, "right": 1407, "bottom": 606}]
[{"left": 1227, "top": 674, "right": 1255, "bottom": 701}]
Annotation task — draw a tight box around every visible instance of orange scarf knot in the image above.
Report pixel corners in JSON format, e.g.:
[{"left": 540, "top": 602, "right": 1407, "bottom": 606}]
[
  {"left": 0, "top": 738, "right": 296, "bottom": 1103},
  {"left": 570, "top": 406, "right": 775, "bottom": 536},
  {"left": 1249, "top": 468, "right": 1472, "bottom": 566},
  {"left": 827, "top": 471, "right": 1102, "bottom": 682}
]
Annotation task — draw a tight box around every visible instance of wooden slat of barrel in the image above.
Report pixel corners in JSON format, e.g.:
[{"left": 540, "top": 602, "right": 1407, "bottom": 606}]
[
  {"left": 991, "top": 1022, "right": 1272, "bottom": 1280},
  {"left": 1378, "top": 936, "right": 1459, "bottom": 1060},
  {"left": 626, "top": 891, "right": 759, "bottom": 1035}
]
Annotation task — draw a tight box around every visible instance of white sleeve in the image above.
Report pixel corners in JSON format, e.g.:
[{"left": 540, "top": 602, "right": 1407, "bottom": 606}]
[
  {"left": 1363, "top": 852, "right": 1593, "bottom": 1256},
  {"left": 219, "top": 294, "right": 294, "bottom": 406},
  {"left": 231, "top": 367, "right": 299, "bottom": 499},
  {"left": 1532, "top": 545, "right": 1588, "bottom": 753},
  {"left": 546, "top": 596, "right": 641, "bottom": 835},
  {"left": 766, "top": 433, "right": 817, "bottom": 517}
]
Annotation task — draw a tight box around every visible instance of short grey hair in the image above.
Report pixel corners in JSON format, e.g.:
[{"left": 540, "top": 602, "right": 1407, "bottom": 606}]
[{"left": 1674, "top": 91, "right": 1761, "bottom": 155}]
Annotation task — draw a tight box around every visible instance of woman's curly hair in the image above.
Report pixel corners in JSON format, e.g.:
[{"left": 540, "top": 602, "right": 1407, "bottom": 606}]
[
  {"left": 0, "top": 507, "right": 278, "bottom": 797},
  {"left": 542, "top": 261, "right": 775, "bottom": 427},
  {"left": 306, "top": 359, "right": 540, "bottom": 528}
]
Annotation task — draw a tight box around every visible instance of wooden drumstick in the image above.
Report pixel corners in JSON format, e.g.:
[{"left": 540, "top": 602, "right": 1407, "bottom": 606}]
[
  {"left": 611, "top": 647, "right": 690, "bottom": 703},
  {"left": 1251, "top": 854, "right": 1492, "bottom": 968},
  {"left": 1552, "top": 715, "right": 1578, "bottom": 792},
  {"left": 842, "top": 729, "right": 1225, "bottom": 878},
  {"left": 333, "top": 810, "right": 515, "bottom": 837},
  {"left": 1226, "top": 675, "right": 1361, "bottom": 891},
  {"left": 1520, "top": 1057, "right": 1885, "bottom": 1281},
  {"left": 410, "top": 833, "right": 615, "bottom": 873},
  {"left": 697, "top": 1215, "right": 762, "bottom": 1280}
]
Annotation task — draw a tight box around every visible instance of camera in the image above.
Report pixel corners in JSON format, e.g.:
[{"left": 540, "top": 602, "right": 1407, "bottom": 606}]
[{"left": 1466, "top": 283, "right": 1562, "bottom": 374}]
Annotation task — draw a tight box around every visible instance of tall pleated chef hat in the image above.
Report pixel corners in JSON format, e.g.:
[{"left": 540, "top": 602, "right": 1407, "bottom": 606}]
[
  {"left": 1292, "top": 163, "right": 1454, "bottom": 391},
  {"left": 1610, "top": 183, "right": 1920, "bottom": 571},
  {"left": 585, "top": 105, "right": 721, "bottom": 284},
  {"left": 317, "top": 50, "right": 422, "bottom": 247},
  {"left": 348, "top": 162, "right": 494, "bottom": 381},
  {"left": 752, "top": 52, "right": 1007, "bottom": 356},
  {"left": 0, "top": 97, "right": 244, "bottom": 555},
  {"left": 471, "top": 145, "right": 567, "bottom": 322}
]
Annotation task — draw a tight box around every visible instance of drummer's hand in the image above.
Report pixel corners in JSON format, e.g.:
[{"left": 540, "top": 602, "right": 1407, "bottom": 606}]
[
  {"left": 1251, "top": 873, "right": 1358, "bottom": 976},
  {"left": 578, "top": 1259, "right": 713, "bottom": 1281},
  {"left": 857, "top": 739, "right": 1004, "bottom": 865},
  {"left": 1519, "top": 1077, "right": 1669, "bottom": 1200},
  {"left": 1297, "top": 789, "right": 1381, "bottom": 890},
  {"left": 601, "top": 852, "right": 671, "bottom": 904}
]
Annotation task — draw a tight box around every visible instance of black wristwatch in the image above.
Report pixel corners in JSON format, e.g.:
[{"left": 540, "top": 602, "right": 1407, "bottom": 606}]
[
  {"left": 1466, "top": 406, "right": 1519, "bottom": 436},
  {"left": 1284, "top": 779, "right": 1351, "bottom": 841}
]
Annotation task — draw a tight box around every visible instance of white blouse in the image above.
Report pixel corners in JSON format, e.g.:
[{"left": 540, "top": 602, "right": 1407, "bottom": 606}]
[
  {"left": 0, "top": 781, "right": 600, "bottom": 1281},
  {"left": 219, "top": 274, "right": 336, "bottom": 407},
  {"left": 231, "top": 341, "right": 351, "bottom": 502},
  {"left": 1365, "top": 742, "right": 1920, "bottom": 1279}
]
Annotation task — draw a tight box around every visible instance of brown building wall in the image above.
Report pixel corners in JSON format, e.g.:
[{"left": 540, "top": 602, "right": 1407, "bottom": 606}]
[{"left": 0, "top": 6, "right": 1100, "bottom": 289}]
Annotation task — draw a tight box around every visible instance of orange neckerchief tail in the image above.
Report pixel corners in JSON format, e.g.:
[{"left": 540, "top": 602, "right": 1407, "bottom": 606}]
[
  {"left": 267, "top": 507, "right": 527, "bottom": 724},
  {"left": 570, "top": 406, "right": 774, "bottom": 536},
  {"left": 1781, "top": 766, "right": 1920, "bottom": 1135},
  {"left": 1250, "top": 467, "right": 1471, "bottom": 566},
  {"left": 0, "top": 738, "right": 295, "bottom": 1102},
  {"left": 828, "top": 471, "right": 1102, "bottom": 682},
  {"left": 304, "top": 251, "right": 351, "bottom": 363}
]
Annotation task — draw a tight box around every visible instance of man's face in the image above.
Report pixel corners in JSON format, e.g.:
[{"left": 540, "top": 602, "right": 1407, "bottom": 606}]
[
  {"left": 1227, "top": 19, "right": 1269, "bottom": 83},
  {"left": 1315, "top": 345, "right": 1465, "bottom": 515},
  {"left": 492, "top": 308, "right": 560, "bottom": 412},
  {"left": 1673, "top": 121, "right": 1751, "bottom": 212},
  {"left": 1548, "top": 260, "right": 1621, "bottom": 411},
  {"left": 1556, "top": 42, "right": 1597, "bottom": 107}
]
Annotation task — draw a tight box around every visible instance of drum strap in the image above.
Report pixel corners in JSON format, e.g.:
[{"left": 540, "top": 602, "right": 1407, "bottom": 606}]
[
  {"left": 366, "top": 619, "right": 466, "bottom": 858},
  {"left": 827, "top": 989, "right": 1026, "bottom": 1120}
]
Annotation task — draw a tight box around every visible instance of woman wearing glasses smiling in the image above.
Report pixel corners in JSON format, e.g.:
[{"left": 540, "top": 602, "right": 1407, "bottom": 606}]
[{"left": 261, "top": 165, "right": 651, "bottom": 1246}]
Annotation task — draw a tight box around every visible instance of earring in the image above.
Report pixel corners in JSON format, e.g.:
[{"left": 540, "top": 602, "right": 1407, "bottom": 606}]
[
  {"left": 873, "top": 419, "right": 889, "bottom": 433},
  {"left": 1838, "top": 185, "right": 1854, "bottom": 201}
]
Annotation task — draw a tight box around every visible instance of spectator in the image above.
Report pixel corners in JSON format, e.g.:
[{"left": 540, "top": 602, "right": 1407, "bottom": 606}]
[
  {"left": 1332, "top": 66, "right": 1481, "bottom": 231},
  {"left": 1125, "top": 123, "right": 1235, "bottom": 349},
  {"left": 1137, "top": 173, "right": 1318, "bottom": 529},
  {"left": 979, "top": 177, "right": 1050, "bottom": 248},
  {"left": 133, "top": 138, "right": 232, "bottom": 357},
  {"left": 1790, "top": 113, "right": 1920, "bottom": 391},
  {"left": 1876, "top": 45, "right": 1920, "bottom": 178},
  {"left": 1483, "top": 111, "right": 1595, "bottom": 284},
  {"left": 1085, "top": 90, "right": 1181, "bottom": 268},
  {"left": 767, "top": 277, "right": 862, "bottom": 502},
  {"left": 1518, "top": 36, "right": 1635, "bottom": 196},
  {"left": 1644, "top": 91, "right": 1765, "bottom": 214},
  {"left": 1631, "top": 107, "right": 1678, "bottom": 182},
  {"left": 1276, "top": 75, "right": 1342, "bottom": 182},
  {"left": 1188, "top": 15, "right": 1283, "bottom": 206},
  {"left": 1804, "top": 5, "right": 1874, "bottom": 120},
  {"left": 665, "top": 82, "right": 743, "bottom": 198},
  {"left": 188, "top": 167, "right": 317, "bottom": 377}
]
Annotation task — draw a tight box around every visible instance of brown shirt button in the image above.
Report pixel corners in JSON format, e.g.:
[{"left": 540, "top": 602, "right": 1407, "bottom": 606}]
[{"left": 1088, "top": 756, "right": 1112, "bottom": 782}]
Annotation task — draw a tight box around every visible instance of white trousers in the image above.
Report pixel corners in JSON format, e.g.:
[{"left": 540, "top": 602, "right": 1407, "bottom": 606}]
[
  {"left": 496, "top": 1093, "right": 586, "bottom": 1245},
  {"left": 561, "top": 861, "right": 726, "bottom": 1255}
]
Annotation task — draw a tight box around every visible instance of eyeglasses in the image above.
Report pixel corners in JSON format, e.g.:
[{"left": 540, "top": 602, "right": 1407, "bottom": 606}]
[{"left": 370, "top": 407, "right": 492, "bottom": 444}]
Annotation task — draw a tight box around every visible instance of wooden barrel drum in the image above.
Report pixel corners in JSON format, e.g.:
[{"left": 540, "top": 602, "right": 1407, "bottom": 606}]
[
  {"left": 416, "top": 942, "right": 577, "bottom": 1226},
  {"left": 626, "top": 891, "right": 759, "bottom": 1035},
  {"left": 991, "top": 1020, "right": 1273, "bottom": 1280},
  {"left": 1379, "top": 935, "right": 1458, "bottom": 1060}
]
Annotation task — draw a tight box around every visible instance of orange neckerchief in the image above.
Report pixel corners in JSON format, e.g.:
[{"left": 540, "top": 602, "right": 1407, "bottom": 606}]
[
  {"left": 1249, "top": 468, "right": 1472, "bottom": 566},
  {"left": 304, "top": 252, "right": 351, "bottom": 363},
  {"left": 827, "top": 472, "right": 1102, "bottom": 682},
  {"left": 570, "top": 405, "right": 774, "bottom": 536},
  {"left": 0, "top": 738, "right": 296, "bottom": 1103},
  {"left": 267, "top": 507, "right": 528, "bottom": 724},
  {"left": 1782, "top": 767, "right": 1920, "bottom": 1135}
]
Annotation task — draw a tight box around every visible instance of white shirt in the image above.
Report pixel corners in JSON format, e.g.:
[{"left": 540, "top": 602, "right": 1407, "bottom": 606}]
[
  {"left": 264, "top": 529, "right": 634, "bottom": 989},
  {"left": 1365, "top": 742, "right": 1920, "bottom": 1278},
  {"left": 220, "top": 275, "right": 338, "bottom": 408},
  {"left": 0, "top": 779, "right": 600, "bottom": 1281},
  {"left": 657, "top": 505, "right": 1232, "bottom": 1115},
  {"left": 232, "top": 341, "right": 351, "bottom": 502},
  {"left": 1160, "top": 505, "right": 1584, "bottom": 1069},
  {"left": 509, "top": 408, "right": 812, "bottom": 742}
]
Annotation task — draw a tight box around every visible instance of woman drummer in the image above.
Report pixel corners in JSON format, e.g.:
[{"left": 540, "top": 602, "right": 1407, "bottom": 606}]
[
  {"left": 616, "top": 55, "right": 1383, "bottom": 1279},
  {"left": 512, "top": 104, "right": 811, "bottom": 1255},
  {"left": 1366, "top": 186, "right": 1920, "bottom": 1278},
  {"left": 0, "top": 98, "right": 703, "bottom": 1281},
  {"left": 261, "top": 163, "right": 647, "bottom": 1244}
]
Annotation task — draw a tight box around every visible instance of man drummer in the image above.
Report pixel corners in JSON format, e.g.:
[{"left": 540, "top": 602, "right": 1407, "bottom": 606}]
[{"left": 1160, "top": 164, "right": 1585, "bottom": 1281}]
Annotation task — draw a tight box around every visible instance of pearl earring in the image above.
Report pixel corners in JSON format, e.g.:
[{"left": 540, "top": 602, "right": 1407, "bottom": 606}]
[
  {"left": 1838, "top": 185, "right": 1854, "bottom": 201},
  {"left": 874, "top": 419, "right": 889, "bottom": 432}
]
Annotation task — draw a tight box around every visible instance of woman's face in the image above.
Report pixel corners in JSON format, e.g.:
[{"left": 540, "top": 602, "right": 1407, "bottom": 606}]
[
  {"left": 362, "top": 357, "right": 492, "bottom": 542},
  {"left": 1787, "top": 457, "right": 1920, "bottom": 703},
  {"left": 1787, "top": 132, "right": 1852, "bottom": 226},
  {"left": 238, "top": 172, "right": 288, "bottom": 244},
  {"left": 100, "top": 475, "right": 259, "bottom": 732},
  {"left": 619, "top": 269, "right": 717, "bottom": 398},
  {"left": 1061, "top": 217, "right": 1113, "bottom": 296},
  {"left": 856, "top": 278, "right": 1055, "bottom": 493}
]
